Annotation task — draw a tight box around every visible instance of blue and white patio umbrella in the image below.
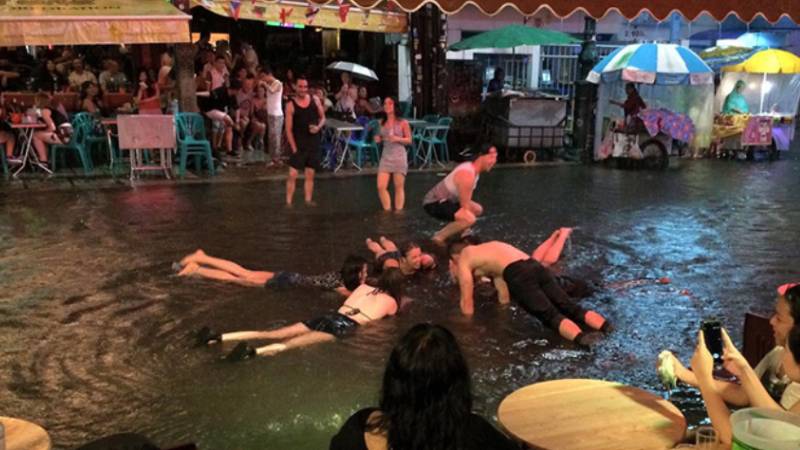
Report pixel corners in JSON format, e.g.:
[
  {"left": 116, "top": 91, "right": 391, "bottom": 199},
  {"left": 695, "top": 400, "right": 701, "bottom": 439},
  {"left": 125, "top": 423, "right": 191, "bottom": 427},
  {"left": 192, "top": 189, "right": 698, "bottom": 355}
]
[{"left": 587, "top": 43, "right": 713, "bottom": 85}]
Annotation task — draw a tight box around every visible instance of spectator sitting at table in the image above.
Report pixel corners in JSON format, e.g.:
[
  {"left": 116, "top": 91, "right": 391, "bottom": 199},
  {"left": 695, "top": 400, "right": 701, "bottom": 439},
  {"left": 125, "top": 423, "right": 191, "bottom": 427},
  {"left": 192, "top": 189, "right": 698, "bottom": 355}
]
[
  {"left": 98, "top": 60, "right": 128, "bottom": 94},
  {"left": 487, "top": 67, "right": 505, "bottom": 94},
  {"left": 354, "top": 86, "right": 382, "bottom": 118},
  {"left": 248, "top": 82, "right": 269, "bottom": 151},
  {"left": 335, "top": 72, "right": 353, "bottom": 107},
  {"left": 315, "top": 87, "right": 333, "bottom": 113},
  {"left": 233, "top": 76, "right": 254, "bottom": 152},
  {"left": 35, "top": 60, "right": 66, "bottom": 93},
  {"left": 282, "top": 68, "right": 296, "bottom": 101},
  {"left": 660, "top": 283, "right": 800, "bottom": 413},
  {"left": 198, "top": 85, "right": 235, "bottom": 156},
  {"left": 79, "top": 81, "right": 104, "bottom": 115},
  {"left": 722, "top": 80, "right": 749, "bottom": 115},
  {"left": 610, "top": 82, "right": 646, "bottom": 131},
  {"left": 202, "top": 55, "right": 229, "bottom": 92},
  {"left": 329, "top": 323, "right": 518, "bottom": 450},
  {"left": 334, "top": 84, "right": 358, "bottom": 117},
  {"left": 0, "top": 96, "right": 17, "bottom": 164},
  {"left": 67, "top": 59, "right": 97, "bottom": 93},
  {"left": 691, "top": 323, "right": 800, "bottom": 445},
  {"left": 32, "top": 93, "right": 71, "bottom": 168},
  {"left": 135, "top": 70, "right": 161, "bottom": 115}
]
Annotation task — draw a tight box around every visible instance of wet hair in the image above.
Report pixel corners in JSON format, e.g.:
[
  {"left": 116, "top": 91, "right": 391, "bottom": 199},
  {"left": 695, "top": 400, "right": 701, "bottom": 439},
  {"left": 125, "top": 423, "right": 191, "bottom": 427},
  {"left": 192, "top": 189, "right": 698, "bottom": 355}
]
[
  {"left": 784, "top": 285, "right": 800, "bottom": 324},
  {"left": 789, "top": 325, "right": 800, "bottom": 365},
  {"left": 369, "top": 323, "right": 472, "bottom": 450},
  {"left": 80, "top": 80, "right": 98, "bottom": 101},
  {"left": 340, "top": 255, "right": 368, "bottom": 292},
  {"left": 474, "top": 142, "right": 496, "bottom": 159},
  {"left": 376, "top": 267, "right": 405, "bottom": 304},
  {"left": 447, "top": 240, "right": 470, "bottom": 260},
  {"left": 400, "top": 241, "right": 420, "bottom": 258}
]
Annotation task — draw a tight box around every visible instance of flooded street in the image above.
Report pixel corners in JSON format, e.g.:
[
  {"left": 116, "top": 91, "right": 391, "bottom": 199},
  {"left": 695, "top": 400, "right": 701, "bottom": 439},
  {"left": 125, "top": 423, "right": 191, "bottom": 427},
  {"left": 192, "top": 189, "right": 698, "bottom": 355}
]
[{"left": 2, "top": 157, "right": 800, "bottom": 449}]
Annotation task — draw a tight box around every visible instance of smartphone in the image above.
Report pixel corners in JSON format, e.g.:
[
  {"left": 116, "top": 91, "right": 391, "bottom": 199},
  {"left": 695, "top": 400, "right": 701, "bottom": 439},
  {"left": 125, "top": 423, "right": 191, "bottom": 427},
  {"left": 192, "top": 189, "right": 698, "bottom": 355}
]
[{"left": 702, "top": 319, "right": 723, "bottom": 364}]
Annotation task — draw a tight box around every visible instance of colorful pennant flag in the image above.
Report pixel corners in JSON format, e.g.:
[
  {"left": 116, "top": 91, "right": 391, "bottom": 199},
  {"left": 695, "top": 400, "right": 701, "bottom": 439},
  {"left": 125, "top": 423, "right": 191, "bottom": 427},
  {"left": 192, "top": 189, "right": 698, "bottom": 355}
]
[
  {"left": 230, "top": 0, "right": 242, "bottom": 20},
  {"left": 337, "top": 0, "right": 351, "bottom": 23},
  {"left": 280, "top": 7, "right": 294, "bottom": 24},
  {"left": 305, "top": 5, "right": 320, "bottom": 24}
]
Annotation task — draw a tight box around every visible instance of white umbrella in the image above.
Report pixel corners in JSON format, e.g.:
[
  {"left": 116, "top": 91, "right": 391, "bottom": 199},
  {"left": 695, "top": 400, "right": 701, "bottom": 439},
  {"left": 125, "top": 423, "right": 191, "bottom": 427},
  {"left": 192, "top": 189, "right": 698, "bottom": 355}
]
[{"left": 326, "top": 61, "right": 379, "bottom": 82}]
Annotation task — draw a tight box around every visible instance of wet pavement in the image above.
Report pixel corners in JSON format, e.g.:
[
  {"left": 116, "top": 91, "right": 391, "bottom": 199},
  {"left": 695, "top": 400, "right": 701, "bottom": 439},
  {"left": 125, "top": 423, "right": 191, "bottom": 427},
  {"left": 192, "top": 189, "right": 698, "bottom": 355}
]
[{"left": 2, "top": 153, "right": 800, "bottom": 449}]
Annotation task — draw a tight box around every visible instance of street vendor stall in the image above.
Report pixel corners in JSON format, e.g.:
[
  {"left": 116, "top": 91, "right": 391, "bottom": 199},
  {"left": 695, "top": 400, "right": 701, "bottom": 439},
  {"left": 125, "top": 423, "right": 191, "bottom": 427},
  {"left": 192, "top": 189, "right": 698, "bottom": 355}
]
[
  {"left": 589, "top": 43, "right": 714, "bottom": 169},
  {"left": 712, "top": 49, "right": 800, "bottom": 160}
]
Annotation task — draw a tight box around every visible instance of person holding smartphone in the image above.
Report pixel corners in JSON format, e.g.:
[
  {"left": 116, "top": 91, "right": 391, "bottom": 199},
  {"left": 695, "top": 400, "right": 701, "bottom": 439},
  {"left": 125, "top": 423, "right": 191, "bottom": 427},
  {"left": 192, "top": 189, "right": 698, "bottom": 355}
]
[{"left": 658, "top": 284, "right": 800, "bottom": 412}]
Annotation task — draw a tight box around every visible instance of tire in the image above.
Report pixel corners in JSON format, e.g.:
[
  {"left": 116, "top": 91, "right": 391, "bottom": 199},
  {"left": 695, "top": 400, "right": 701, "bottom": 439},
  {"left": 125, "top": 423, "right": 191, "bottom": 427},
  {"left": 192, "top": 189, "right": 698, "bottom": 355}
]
[
  {"left": 639, "top": 139, "right": 668, "bottom": 170},
  {"left": 523, "top": 150, "right": 536, "bottom": 164}
]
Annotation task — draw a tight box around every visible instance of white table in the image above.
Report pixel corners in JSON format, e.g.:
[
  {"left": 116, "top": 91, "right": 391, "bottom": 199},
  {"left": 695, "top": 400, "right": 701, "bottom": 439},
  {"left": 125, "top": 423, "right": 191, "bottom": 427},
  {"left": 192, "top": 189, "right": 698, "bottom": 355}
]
[
  {"left": 116, "top": 114, "right": 175, "bottom": 180},
  {"left": 10, "top": 122, "right": 49, "bottom": 177},
  {"left": 324, "top": 118, "right": 364, "bottom": 172}
]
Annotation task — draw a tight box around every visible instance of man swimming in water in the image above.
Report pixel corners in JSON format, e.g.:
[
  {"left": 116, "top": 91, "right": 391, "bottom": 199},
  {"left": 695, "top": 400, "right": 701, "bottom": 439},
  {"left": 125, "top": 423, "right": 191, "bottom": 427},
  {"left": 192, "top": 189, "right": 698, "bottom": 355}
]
[
  {"left": 448, "top": 239, "right": 612, "bottom": 345},
  {"left": 176, "top": 249, "right": 367, "bottom": 297},
  {"left": 422, "top": 144, "right": 497, "bottom": 245},
  {"left": 197, "top": 268, "right": 405, "bottom": 360}
]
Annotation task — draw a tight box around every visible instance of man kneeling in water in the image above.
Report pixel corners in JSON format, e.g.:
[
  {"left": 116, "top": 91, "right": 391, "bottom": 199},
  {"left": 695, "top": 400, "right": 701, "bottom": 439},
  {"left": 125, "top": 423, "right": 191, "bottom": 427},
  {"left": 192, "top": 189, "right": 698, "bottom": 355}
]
[
  {"left": 448, "top": 240, "right": 612, "bottom": 346},
  {"left": 197, "top": 268, "right": 405, "bottom": 360},
  {"left": 176, "top": 249, "right": 368, "bottom": 297}
]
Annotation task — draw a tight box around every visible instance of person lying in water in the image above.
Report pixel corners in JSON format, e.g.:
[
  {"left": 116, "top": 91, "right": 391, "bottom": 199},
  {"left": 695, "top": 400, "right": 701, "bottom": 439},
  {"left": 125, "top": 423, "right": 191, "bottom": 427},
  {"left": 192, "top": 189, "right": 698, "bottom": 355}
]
[
  {"left": 197, "top": 268, "right": 405, "bottom": 361},
  {"left": 365, "top": 236, "right": 436, "bottom": 274},
  {"left": 448, "top": 239, "right": 612, "bottom": 346},
  {"left": 176, "top": 249, "right": 368, "bottom": 297}
]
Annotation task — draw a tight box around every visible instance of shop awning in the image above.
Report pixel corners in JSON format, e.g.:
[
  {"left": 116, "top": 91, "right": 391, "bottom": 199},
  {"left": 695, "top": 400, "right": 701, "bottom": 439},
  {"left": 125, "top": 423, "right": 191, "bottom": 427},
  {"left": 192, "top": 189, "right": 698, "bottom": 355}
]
[
  {"left": 191, "top": 0, "right": 407, "bottom": 33},
  {"left": 0, "top": 0, "right": 191, "bottom": 46},
  {"left": 333, "top": 0, "right": 799, "bottom": 23}
]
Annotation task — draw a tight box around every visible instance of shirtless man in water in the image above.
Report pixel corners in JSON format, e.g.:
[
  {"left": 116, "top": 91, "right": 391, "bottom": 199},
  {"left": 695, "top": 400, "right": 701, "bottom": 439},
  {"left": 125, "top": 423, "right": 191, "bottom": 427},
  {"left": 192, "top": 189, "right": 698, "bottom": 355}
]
[
  {"left": 197, "top": 268, "right": 404, "bottom": 360},
  {"left": 448, "top": 240, "right": 612, "bottom": 345}
]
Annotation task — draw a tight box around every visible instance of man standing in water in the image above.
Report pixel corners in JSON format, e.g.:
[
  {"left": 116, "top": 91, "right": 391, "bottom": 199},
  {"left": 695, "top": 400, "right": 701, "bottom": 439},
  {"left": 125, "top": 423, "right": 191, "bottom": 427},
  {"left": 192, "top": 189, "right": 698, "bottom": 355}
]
[
  {"left": 285, "top": 75, "right": 325, "bottom": 206},
  {"left": 422, "top": 144, "right": 497, "bottom": 245},
  {"left": 448, "top": 239, "right": 612, "bottom": 346}
]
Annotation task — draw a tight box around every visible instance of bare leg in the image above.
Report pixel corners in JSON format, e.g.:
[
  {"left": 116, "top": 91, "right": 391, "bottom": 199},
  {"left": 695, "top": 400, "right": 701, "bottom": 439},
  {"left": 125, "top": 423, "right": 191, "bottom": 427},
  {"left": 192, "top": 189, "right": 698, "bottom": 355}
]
[
  {"left": 180, "top": 264, "right": 265, "bottom": 287},
  {"left": 286, "top": 166, "right": 298, "bottom": 205},
  {"left": 376, "top": 171, "right": 391, "bottom": 211},
  {"left": 534, "top": 227, "right": 573, "bottom": 267},
  {"left": 222, "top": 322, "right": 310, "bottom": 342},
  {"left": 393, "top": 173, "right": 405, "bottom": 211},
  {"left": 178, "top": 250, "right": 273, "bottom": 285},
  {"left": 378, "top": 236, "right": 398, "bottom": 252},
  {"left": 304, "top": 167, "right": 315, "bottom": 204},
  {"left": 432, "top": 208, "right": 476, "bottom": 245},
  {"left": 254, "top": 330, "right": 335, "bottom": 356},
  {"left": 365, "top": 238, "right": 387, "bottom": 257}
]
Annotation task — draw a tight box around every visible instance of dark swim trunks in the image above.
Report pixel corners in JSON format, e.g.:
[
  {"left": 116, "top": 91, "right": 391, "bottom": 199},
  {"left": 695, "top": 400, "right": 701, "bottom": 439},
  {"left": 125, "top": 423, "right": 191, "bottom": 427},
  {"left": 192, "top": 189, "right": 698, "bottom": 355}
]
[
  {"left": 375, "top": 250, "right": 402, "bottom": 270},
  {"left": 502, "top": 259, "right": 588, "bottom": 331},
  {"left": 423, "top": 200, "right": 460, "bottom": 222},
  {"left": 302, "top": 313, "right": 359, "bottom": 337},
  {"left": 265, "top": 271, "right": 342, "bottom": 290}
]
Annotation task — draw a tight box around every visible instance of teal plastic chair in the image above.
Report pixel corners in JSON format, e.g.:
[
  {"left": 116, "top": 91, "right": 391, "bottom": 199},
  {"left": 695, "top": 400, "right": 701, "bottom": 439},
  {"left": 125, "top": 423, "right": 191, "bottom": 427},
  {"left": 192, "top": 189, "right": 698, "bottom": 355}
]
[
  {"left": 398, "top": 101, "right": 412, "bottom": 118},
  {"left": 419, "top": 117, "right": 452, "bottom": 165},
  {"left": 346, "top": 119, "right": 381, "bottom": 167},
  {"left": 422, "top": 114, "right": 440, "bottom": 123},
  {"left": 175, "top": 112, "right": 215, "bottom": 177},
  {"left": 50, "top": 117, "right": 93, "bottom": 175}
]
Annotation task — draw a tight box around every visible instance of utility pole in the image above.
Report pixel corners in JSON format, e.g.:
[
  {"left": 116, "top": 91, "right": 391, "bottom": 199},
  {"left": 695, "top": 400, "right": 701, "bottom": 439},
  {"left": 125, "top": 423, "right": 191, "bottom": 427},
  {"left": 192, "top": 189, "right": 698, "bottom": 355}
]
[{"left": 573, "top": 17, "right": 598, "bottom": 163}]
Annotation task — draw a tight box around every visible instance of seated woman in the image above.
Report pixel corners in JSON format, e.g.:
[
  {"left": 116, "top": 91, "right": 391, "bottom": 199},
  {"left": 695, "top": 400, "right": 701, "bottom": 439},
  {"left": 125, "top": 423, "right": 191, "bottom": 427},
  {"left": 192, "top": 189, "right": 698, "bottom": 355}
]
[
  {"left": 31, "top": 92, "right": 71, "bottom": 168},
  {"left": 692, "top": 324, "right": 800, "bottom": 445},
  {"left": 247, "top": 82, "right": 269, "bottom": 151},
  {"left": 135, "top": 70, "right": 161, "bottom": 115},
  {"left": 0, "top": 98, "right": 16, "bottom": 164},
  {"left": 354, "top": 86, "right": 381, "bottom": 117},
  {"left": 79, "top": 81, "right": 103, "bottom": 115},
  {"left": 176, "top": 249, "right": 368, "bottom": 297},
  {"left": 198, "top": 268, "right": 405, "bottom": 361},
  {"left": 365, "top": 236, "right": 436, "bottom": 274},
  {"left": 722, "top": 80, "right": 749, "bottom": 115},
  {"left": 330, "top": 323, "right": 518, "bottom": 449}
]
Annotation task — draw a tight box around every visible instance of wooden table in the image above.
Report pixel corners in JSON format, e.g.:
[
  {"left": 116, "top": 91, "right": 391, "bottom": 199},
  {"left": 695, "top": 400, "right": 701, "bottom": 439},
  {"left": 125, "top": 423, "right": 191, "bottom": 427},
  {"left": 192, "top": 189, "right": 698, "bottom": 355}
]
[
  {"left": 0, "top": 416, "right": 51, "bottom": 450},
  {"left": 497, "top": 379, "right": 686, "bottom": 450}
]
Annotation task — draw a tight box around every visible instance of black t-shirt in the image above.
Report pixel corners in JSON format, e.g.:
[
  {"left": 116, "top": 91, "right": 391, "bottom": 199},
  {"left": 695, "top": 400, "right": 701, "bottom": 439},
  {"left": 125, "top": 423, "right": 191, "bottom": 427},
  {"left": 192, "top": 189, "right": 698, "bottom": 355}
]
[{"left": 329, "top": 408, "right": 519, "bottom": 450}]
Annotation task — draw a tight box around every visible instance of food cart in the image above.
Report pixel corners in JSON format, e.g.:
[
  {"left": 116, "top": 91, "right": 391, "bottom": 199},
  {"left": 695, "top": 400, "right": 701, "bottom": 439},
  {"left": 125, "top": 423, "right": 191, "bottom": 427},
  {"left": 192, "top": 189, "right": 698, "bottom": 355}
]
[
  {"left": 712, "top": 49, "right": 800, "bottom": 160},
  {"left": 589, "top": 43, "right": 715, "bottom": 169}
]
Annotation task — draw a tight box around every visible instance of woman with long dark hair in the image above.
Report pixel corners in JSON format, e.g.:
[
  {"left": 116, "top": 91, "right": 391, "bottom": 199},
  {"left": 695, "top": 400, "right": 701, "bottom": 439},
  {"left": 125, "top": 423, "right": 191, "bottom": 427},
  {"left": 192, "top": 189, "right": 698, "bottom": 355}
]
[
  {"left": 330, "top": 323, "right": 517, "bottom": 450},
  {"left": 374, "top": 97, "right": 411, "bottom": 211}
]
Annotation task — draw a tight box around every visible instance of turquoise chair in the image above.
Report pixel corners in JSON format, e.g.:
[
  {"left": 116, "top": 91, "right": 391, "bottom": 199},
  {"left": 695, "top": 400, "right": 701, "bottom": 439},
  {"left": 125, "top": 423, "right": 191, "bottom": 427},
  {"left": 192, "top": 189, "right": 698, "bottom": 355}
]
[
  {"left": 175, "top": 112, "right": 215, "bottom": 177},
  {"left": 346, "top": 119, "right": 381, "bottom": 167},
  {"left": 50, "top": 117, "right": 93, "bottom": 175},
  {"left": 419, "top": 116, "right": 452, "bottom": 165},
  {"left": 422, "top": 114, "right": 440, "bottom": 123},
  {"left": 398, "top": 101, "right": 412, "bottom": 118}
]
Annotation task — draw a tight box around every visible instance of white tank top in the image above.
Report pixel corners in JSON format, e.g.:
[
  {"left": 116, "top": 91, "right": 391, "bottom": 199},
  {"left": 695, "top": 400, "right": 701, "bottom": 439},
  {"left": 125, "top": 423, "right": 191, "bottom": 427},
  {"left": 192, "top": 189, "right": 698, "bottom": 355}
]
[{"left": 423, "top": 162, "right": 479, "bottom": 204}]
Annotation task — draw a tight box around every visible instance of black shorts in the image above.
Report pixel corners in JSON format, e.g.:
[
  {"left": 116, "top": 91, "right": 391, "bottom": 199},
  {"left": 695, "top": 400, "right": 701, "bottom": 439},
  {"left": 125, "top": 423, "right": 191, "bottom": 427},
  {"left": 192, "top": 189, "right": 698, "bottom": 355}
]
[
  {"left": 423, "top": 200, "right": 460, "bottom": 222},
  {"left": 288, "top": 148, "right": 321, "bottom": 171},
  {"left": 265, "top": 271, "right": 342, "bottom": 290},
  {"left": 302, "top": 313, "right": 359, "bottom": 338}
]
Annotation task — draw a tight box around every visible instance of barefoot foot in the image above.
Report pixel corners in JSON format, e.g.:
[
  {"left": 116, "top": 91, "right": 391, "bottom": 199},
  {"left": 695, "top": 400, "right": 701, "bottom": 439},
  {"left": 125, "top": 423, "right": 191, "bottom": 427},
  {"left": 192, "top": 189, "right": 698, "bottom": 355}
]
[
  {"left": 178, "top": 261, "right": 200, "bottom": 277},
  {"left": 180, "top": 249, "right": 206, "bottom": 266}
]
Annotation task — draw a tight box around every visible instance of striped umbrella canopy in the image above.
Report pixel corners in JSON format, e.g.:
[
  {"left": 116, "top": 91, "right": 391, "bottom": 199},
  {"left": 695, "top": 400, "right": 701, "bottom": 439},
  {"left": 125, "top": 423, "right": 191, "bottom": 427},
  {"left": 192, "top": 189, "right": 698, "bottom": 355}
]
[{"left": 587, "top": 43, "right": 713, "bottom": 86}]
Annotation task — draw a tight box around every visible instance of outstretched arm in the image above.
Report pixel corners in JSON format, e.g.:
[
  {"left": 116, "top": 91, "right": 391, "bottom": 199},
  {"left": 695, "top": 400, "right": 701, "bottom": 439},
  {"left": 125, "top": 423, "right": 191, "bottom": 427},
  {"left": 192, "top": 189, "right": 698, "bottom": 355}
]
[
  {"left": 458, "top": 260, "right": 476, "bottom": 315},
  {"left": 493, "top": 276, "right": 510, "bottom": 304}
]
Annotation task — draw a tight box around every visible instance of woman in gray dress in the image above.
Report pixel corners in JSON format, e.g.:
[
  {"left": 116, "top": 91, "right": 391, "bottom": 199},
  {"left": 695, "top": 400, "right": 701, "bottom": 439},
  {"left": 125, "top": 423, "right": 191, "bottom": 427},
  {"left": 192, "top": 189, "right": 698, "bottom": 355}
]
[{"left": 375, "top": 97, "right": 412, "bottom": 211}]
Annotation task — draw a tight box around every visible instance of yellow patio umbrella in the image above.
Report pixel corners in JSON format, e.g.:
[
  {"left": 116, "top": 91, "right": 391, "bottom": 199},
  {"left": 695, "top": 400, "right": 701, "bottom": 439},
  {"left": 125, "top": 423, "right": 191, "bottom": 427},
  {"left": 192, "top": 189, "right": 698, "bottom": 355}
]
[
  {"left": 722, "top": 49, "right": 800, "bottom": 74},
  {"left": 722, "top": 49, "right": 800, "bottom": 113}
]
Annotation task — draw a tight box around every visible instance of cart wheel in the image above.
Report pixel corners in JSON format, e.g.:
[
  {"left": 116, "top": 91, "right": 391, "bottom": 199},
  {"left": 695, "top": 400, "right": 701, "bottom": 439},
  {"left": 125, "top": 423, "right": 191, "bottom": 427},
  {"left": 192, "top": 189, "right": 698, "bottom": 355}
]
[
  {"left": 767, "top": 140, "right": 779, "bottom": 161},
  {"left": 523, "top": 150, "right": 536, "bottom": 164},
  {"left": 640, "top": 139, "right": 668, "bottom": 170}
]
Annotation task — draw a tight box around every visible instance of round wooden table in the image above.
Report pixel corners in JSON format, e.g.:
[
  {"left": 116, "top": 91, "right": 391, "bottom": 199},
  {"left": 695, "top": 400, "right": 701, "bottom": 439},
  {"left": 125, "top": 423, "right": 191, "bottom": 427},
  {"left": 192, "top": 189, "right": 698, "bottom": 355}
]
[
  {"left": 497, "top": 379, "right": 686, "bottom": 450},
  {"left": 0, "top": 416, "right": 51, "bottom": 450}
]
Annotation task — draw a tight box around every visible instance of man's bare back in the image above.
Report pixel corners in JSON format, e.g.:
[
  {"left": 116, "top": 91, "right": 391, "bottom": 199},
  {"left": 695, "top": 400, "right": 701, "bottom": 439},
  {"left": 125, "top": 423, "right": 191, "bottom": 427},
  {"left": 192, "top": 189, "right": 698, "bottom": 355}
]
[{"left": 460, "top": 241, "right": 529, "bottom": 277}]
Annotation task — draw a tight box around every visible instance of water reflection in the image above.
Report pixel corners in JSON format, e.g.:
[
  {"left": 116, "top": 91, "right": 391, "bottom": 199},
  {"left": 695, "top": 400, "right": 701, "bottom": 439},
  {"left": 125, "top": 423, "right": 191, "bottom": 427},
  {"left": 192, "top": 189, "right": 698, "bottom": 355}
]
[{"left": 1, "top": 159, "right": 799, "bottom": 448}]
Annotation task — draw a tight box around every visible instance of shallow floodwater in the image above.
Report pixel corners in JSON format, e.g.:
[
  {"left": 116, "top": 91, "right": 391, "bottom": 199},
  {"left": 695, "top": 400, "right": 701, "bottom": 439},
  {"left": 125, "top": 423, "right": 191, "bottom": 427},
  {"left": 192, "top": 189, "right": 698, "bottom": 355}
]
[{"left": 2, "top": 157, "right": 800, "bottom": 449}]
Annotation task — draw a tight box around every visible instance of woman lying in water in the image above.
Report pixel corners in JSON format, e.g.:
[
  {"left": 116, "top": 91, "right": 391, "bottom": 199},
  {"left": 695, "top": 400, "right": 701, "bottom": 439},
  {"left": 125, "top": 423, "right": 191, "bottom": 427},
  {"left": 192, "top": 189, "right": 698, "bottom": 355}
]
[
  {"left": 176, "top": 249, "right": 368, "bottom": 297},
  {"left": 365, "top": 236, "right": 436, "bottom": 273},
  {"left": 197, "top": 268, "right": 405, "bottom": 361}
]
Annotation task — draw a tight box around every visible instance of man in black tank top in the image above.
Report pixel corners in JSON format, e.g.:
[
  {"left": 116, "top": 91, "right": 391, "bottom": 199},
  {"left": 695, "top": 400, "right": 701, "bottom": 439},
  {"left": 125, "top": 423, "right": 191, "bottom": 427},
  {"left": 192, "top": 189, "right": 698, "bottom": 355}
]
[{"left": 284, "top": 76, "right": 326, "bottom": 206}]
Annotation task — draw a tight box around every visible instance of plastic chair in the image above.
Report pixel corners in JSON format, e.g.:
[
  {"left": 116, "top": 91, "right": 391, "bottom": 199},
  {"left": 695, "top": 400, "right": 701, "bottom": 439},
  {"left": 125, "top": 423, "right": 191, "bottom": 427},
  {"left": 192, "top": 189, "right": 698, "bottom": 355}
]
[
  {"left": 422, "top": 114, "right": 440, "bottom": 123},
  {"left": 175, "top": 112, "right": 215, "bottom": 177},
  {"left": 49, "top": 117, "right": 93, "bottom": 175},
  {"left": 419, "top": 116, "right": 452, "bottom": 165},
  {"left": 398, "top": 101, "right": 412, "bottom": 118},
  {"left": 346, "top": 119, "right": 381, "bottom": 167},
  {"left": 743, "top": 312, "right": 773, "bottom": 368}
]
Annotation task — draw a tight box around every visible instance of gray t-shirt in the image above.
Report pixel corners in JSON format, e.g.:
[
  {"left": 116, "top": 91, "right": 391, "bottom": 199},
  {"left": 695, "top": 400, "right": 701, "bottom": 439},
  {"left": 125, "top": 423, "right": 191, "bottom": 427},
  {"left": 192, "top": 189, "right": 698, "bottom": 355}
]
[{"left": 754, "top": 346, "right": 800, "bottom": 410}]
